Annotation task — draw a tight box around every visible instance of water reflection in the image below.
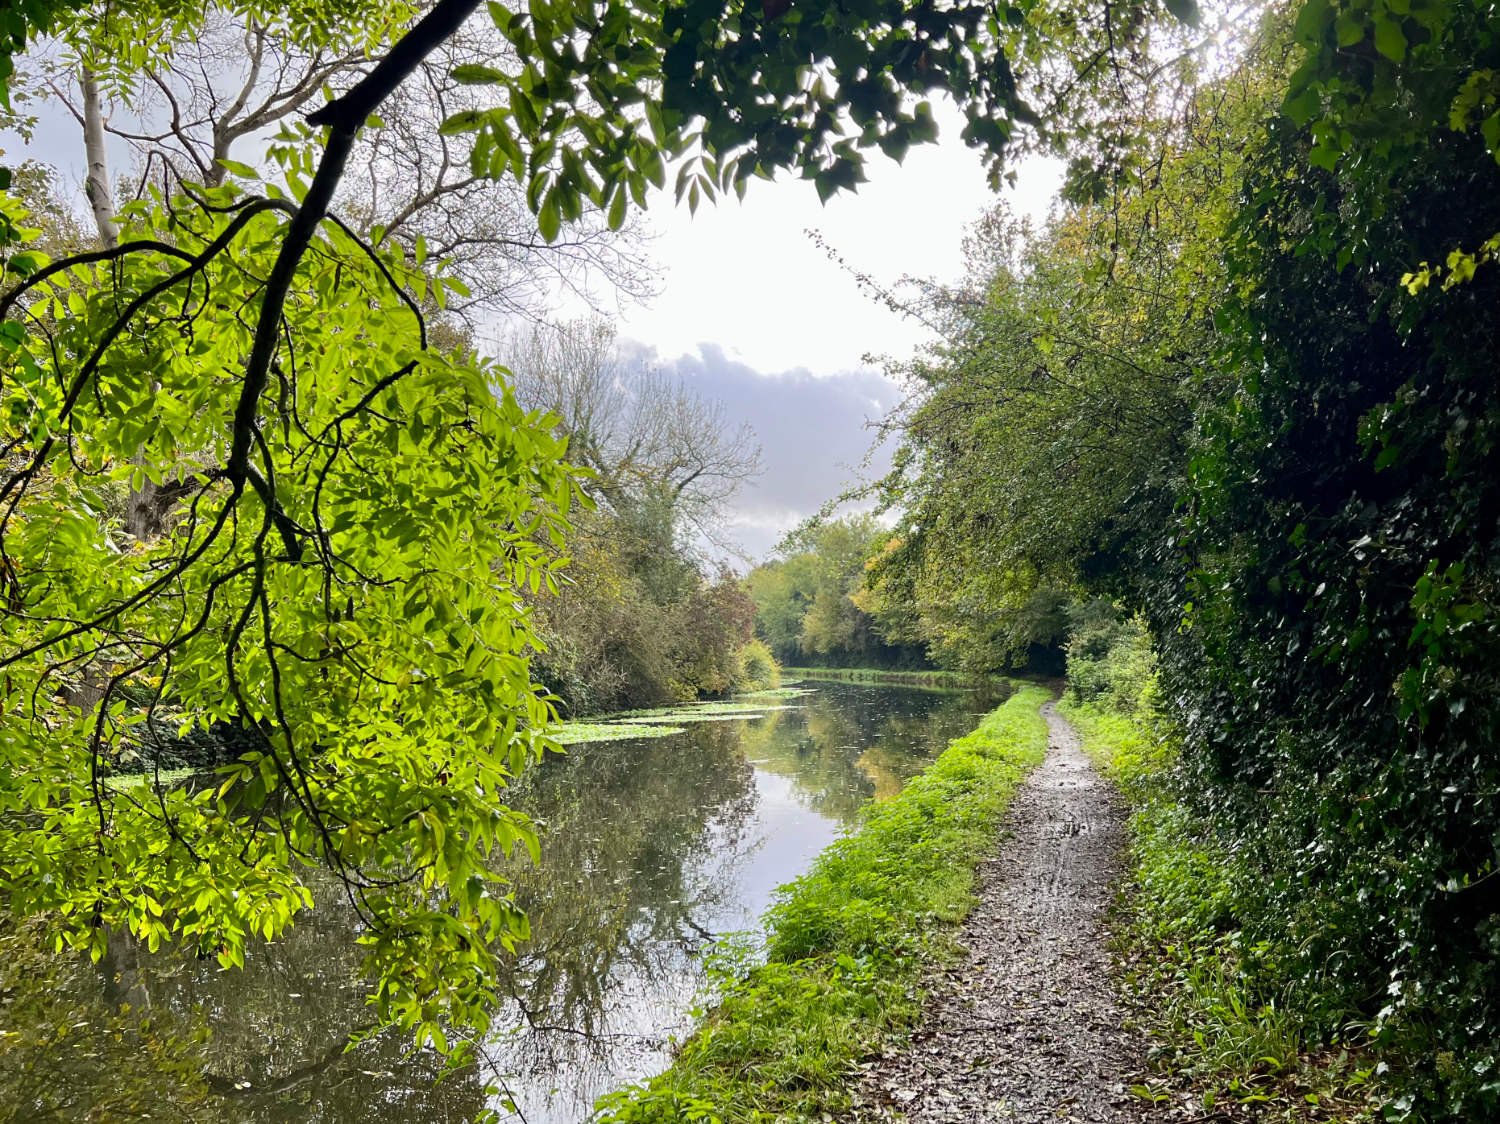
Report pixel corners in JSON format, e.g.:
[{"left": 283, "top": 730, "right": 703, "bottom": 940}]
[{"left": 1, "top": 681, "right": 1008, "bottom": 1123}]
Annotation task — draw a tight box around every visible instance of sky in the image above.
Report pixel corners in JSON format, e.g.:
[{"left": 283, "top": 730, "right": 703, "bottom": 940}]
[
  {"left": 614, "top": 103, "right": 1059, "bottom": 377},
  {"left": 3, "top": 78, "right": 1059, "bottom": 565},
  {"left": 622, "top": 341, "right": 910, "bottom": 562},
  {"left": 600, "top": 103, "right": 1060, "bottom": 562}
]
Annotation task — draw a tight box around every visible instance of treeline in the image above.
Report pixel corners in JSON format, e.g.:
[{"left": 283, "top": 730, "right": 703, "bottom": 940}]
[
  {"left": 858, "top": 5, "right": 1500, "bottom": 1117},
  {"left": 745, "top": 515, "right": 1064, "bottom": 673}
]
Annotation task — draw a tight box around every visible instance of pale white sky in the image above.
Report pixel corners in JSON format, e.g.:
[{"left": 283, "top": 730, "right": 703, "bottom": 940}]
[{"left": 605, "top": 100, "right": 1060, "bottom": 376}]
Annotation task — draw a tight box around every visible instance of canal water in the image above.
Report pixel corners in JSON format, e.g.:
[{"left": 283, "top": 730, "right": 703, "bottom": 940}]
[{"left": 1, "top": 679, "right": 1007, "bottom": 1123}]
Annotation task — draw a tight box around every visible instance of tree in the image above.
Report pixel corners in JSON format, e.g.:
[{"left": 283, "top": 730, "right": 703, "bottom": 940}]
[
  {"left": 501, "top": 316, "right": 763, "bottom": 713},
  {"left": 0, "top": 0, "right": 1201, "bottom": 1053},
  {"left": 22, "top": 1, "right": 656, "bottom": 322},
  {"left": 865, "top": 32, "right": 1279, "bottom": 671},
  {"left": 1146, "top": 2, "right": 1500, "bottom": 1111},
  {"left": 746, "top": 515, "right": 921, "bottom": 668},
  {"left": 846, "top": 0, "right": 1500, "bottom": 1111},
  {"left": 506, "top": 316, "right": 761, "bottom": 548},
  {"left": 0, "top": 165, "right": 583, "bottom": 1047}
]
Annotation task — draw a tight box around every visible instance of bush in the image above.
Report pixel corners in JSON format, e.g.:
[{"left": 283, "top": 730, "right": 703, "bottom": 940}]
[
  {"left": 733, "top": 639, "right": 781, "bottom": 692},
  {"left": 1060, "top": 698, "right": 1379, "bottom": 1118},
  {"left": 1140, "top": 21, "right": 1500, "bottom": 1111},
  {"left": 1064, "top": 601, "right": 1156, "bottom": 718}
]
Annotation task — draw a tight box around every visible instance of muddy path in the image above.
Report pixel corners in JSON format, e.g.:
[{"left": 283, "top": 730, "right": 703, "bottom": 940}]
[{"left": 849, "top": 701, "right": 1149, "bottom": 1122}]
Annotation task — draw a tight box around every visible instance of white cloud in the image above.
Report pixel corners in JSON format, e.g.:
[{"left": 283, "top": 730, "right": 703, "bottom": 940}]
[{"left": 589, "top": 98, "right": 1061, "bottom": 376}]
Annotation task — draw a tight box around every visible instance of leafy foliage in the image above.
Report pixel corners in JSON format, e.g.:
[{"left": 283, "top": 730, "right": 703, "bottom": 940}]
[
  {"left": 1063, "top": 600, "right": 1157, "bottom": 715},
  {"left": 867, "top": 40, "right": 1279, "bottom": 673},
  {"left": 0, "top": 177, "right": 584, "bottom": 1047},
  {"left": 446, "top": 0, "right": 1194, "bottom": 238},
  {"left": 1149, "top": 7, "right": 1500, "bottom": 1109},
  {"left": 745, "top": 515, "right": 924, "bottom": 670},
  {"left": 734, "top": 638, "right": 780, "bottom": 693},
  {"left": 527, "top": 505, "right": 763, "bottom": 714},
  {"left": 862, "top": 1, "right": 1500, "bottom": 1113},
  {"left": 1060, "top": 639, "right": 1379, "bottom": 1120}
]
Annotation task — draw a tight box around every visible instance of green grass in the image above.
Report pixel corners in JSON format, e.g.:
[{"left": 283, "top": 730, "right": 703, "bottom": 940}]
[
  {"left": 593, "top": 686, "right": 1052, "bottom": 1123},
  {"left": 1059, "top": 700, "right": 1379, "bottom": 1122}
]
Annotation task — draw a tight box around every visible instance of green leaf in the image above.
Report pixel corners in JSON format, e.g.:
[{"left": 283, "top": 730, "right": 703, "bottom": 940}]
[
  {"left": 1309, "top": 142, "right": 1340, "bottom": 171},
  {"left": 451, "top": 64, "right": 507, "bottom": 85},
  {"left": 537, "top": 193, "right": 560, "bottom": 241},
  {"left": 1335, "top": 10, "right": 1365, "bottom": 47},
  {"left": 1293, "top": 0, "right": 1331, "bottom": 42},
  {"left": 439, "top": 109, "right": 486, "bottom": 136},
  {"left": 1284, "top": 86, "right": 1319, "bottom": 126},
  {"left": 1373, "top": 15, "right": 1406, "bottom": 62},
  {"left": 216, "top": 158, "right": 260, "bottom": 179}
]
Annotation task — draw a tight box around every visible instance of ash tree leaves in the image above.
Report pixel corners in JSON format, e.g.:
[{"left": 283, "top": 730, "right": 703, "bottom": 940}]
[
  {"left": 445, "top": 0, "right": 1187, "bottom": 239},
  {"left": 0, "top": 179, "right": 586, "bottom": 1048}
]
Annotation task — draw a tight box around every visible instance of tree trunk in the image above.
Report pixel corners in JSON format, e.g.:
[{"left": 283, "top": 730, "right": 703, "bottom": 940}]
[
  {"left": 80, "top": 69, "right": 119, "bottom": 249},
  {"left": 81, "top": 69, "right": 163, "bottom": 541}
]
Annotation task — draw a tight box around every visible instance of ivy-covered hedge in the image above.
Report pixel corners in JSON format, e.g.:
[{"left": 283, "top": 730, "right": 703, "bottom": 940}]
[
  {"left": 592, "top": 685, "right": 1050, "bottom": 1122},
  {"left": 1136, "top": 13, "right": 1500, "bottom": 1114}
]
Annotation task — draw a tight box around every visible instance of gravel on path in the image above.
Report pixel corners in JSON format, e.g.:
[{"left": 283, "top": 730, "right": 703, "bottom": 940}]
[{"left": 849, "top": 700, "right": 1150, "bottom": 1123}]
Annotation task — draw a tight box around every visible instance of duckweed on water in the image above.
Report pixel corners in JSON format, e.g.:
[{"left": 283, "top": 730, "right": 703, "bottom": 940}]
[{"left": 551, "top": 723, "right": 689, "bottom": 745}]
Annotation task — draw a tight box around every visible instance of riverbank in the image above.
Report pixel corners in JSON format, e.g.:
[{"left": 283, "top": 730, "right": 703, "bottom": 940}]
[
  {"left": 593, "top": 685, "right": 1052, "bottom": 1122},
  {"left": 1059, "top": 700, "right": 1381, "bottom": 1121},
  {"left": 782, "top": 666, "right": 998, "bottom": 692}
]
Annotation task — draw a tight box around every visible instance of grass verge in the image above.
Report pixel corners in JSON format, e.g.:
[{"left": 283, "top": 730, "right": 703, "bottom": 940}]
[
  {"left": 1058, "top": 699, "right": 1379, "bottom": 1122},
  {"left": 592, "top": 685, "right": 1052, "bottom": 1123}
]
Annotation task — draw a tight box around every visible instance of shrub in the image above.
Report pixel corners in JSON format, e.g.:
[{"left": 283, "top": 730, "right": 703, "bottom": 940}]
[
  {"left": 733, "top": 640, "right": 781, "bottom": 692},
  {"left": 1064, "top": 601, "right": 1156, "bottom": 718}
]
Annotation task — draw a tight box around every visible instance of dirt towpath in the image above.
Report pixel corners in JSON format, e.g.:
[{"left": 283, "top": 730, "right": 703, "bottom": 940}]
[{"left": 849, "top": 700, "right": 1148, "bottom": 1122}]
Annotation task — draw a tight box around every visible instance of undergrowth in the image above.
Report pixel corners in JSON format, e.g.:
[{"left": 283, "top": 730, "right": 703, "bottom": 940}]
[
  {"left": 1059, "top": 698, "right": 1382, "bottom": 1122},
  {"left": 592, "top": 685, "right": 1051, "bottom": 1122}
]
